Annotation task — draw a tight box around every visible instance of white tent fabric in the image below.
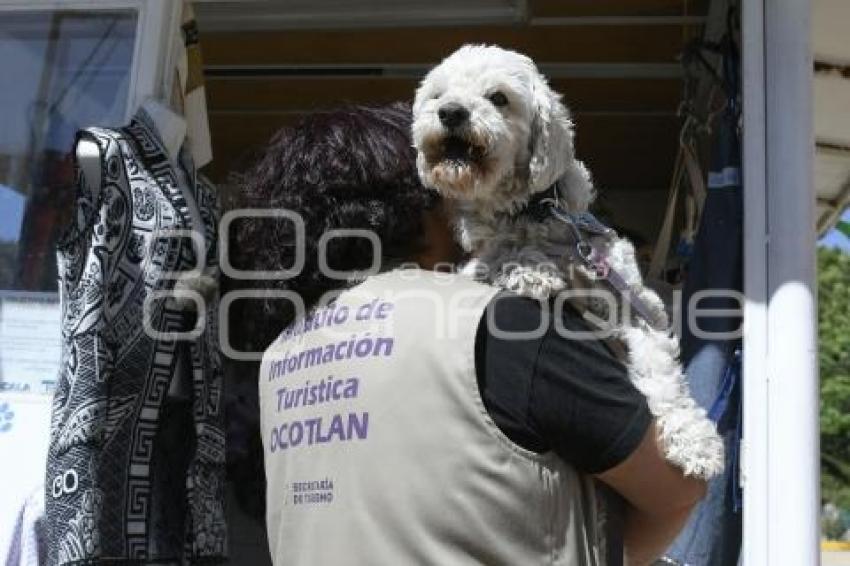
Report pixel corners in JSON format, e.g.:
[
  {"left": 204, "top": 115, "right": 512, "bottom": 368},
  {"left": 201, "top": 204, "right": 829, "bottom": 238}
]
[{"left": 813, "top": 0, "right": 850, "bottom": 233}]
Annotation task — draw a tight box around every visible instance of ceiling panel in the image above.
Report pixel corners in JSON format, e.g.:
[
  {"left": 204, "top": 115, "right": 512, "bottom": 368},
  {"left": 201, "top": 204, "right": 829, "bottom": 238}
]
[
  {"left": 813, "top": 0, "right": 850, "bottom": 65},
  {"left": 815, "top": 72, "right": 850, "bottom": 147},
  {"left": 205, "top": 77, "right": 680, "bottom": 114},
  {"left": 195, "top": 0, "right": 713, "bottom": 30},
  {"left": 529, "top": 0, "right": 710, "bottom": 18},
  {"left": 195, "top": 0, "right": 523, "bottom": 31},
  {"left": 813, "top": 0, "right": 850, "bottom": 232},
  {"left": 202, "top": 25, "right": 691, "bottom": 67},
  {"left": 816, "top": 149, "right": 850, "bottom": 202},
  {"left": 206, "top": 112, "right": 679, "bottom": 194}
]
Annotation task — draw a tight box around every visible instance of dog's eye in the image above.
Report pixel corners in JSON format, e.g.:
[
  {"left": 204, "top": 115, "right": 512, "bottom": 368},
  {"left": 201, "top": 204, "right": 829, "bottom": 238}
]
[{"left": 487, "top": 91, "right": 509, "bottom": 107}]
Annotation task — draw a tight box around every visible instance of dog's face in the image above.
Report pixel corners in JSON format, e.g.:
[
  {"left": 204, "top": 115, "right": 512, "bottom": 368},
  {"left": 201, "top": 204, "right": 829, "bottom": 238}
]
[{"left": 412, "top": 45, "right": 577, "bottom": 210}]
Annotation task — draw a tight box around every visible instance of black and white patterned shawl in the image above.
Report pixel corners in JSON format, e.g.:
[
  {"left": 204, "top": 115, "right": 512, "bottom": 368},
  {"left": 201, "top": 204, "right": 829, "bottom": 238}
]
[{"left": 45, "top": 112, "right": 226, "bottom": 565}]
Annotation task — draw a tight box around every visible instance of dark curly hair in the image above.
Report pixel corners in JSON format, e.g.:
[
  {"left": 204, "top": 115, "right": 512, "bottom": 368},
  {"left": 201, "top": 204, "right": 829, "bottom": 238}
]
[{"left": 229, "top": 102, "right": 437, "bottom": 349}]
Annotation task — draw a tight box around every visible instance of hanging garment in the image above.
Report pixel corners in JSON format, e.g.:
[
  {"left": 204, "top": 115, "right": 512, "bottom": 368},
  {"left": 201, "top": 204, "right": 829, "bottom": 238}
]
[
  {"left": 44, "top": 109, "right": 226, "bottom": 565},
  {"left": 4, "top": 486, "right": 47, "bottom": 566},
  {"left": 663, "top": 82, "right": 744, "bottom": 565}
]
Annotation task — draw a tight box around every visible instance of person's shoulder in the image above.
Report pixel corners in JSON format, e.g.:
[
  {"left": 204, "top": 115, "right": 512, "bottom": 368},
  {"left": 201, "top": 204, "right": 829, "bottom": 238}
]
[
  {"left": 365, "top": 268, "right": 497, "bottom": 294},
  {"left": 486, "top": 291, "right": 545, "bottom": 318},
  {"left": 484, "top": 291, "right": 589, "bottom": 333},
  {"left": 483, "top": 292, "right": 558, "bottom": 340}
]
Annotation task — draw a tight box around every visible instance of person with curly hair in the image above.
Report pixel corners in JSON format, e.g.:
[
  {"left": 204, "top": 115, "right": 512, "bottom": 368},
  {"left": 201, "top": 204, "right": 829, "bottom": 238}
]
[
  {"left": 232, "top": 103, "right": 450, "bottom": 345},
  {"left": 236, "top": 104, "right": 704, "bottom": 566}
]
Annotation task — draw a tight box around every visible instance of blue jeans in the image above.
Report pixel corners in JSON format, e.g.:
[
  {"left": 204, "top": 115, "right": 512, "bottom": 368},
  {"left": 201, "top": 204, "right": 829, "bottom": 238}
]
[{"left": 663, "top": 345, "right": 742, "bottom": 566}]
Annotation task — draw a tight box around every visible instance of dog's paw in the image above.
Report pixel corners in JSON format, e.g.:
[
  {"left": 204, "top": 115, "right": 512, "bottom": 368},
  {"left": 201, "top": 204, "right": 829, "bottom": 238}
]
[
  {"left": 634, "top": 289, "right": 670, "bottom": 329},
  {"left": 496, "top": 266, "right": 565, "bottom": 300},
  {"left": 168, "top": 268, "right": 219, "bottom": 311},
  {"left": 460, "top": 258, "right": 491, "bottom": 281},
  {"left": 656, "top": 407, "right": 725, "bottom": 480}
]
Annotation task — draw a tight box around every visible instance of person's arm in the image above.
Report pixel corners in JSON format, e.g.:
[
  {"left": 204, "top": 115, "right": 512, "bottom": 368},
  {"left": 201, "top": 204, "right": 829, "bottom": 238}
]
[
  {"left": 515, "top": 299, "right": 706, "bottom": 564},
  {"left": 596, "top": 422, "right": 707, "bottom": 566},
  {"left": 477, "top": 295, "right": 707, "bottom": 565}
]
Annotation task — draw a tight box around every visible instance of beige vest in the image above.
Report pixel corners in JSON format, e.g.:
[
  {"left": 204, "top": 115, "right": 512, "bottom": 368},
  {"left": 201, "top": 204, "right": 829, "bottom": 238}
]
[{"left": 259, "top": 269, "right": 600, "bottom": 565}]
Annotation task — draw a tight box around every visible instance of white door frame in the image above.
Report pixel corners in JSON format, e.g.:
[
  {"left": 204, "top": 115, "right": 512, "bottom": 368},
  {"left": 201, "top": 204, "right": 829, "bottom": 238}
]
[
  {"left": 0, "top": 0, "right": 182, "bottom": 120},
  {"left": 742, "top": 0, "right": 819, "bottom": 564}
]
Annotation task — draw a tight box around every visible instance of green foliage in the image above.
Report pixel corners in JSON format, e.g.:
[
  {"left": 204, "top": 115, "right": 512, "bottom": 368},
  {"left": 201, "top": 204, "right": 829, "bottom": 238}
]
[{"left": 819, "top": 246, "right": 850, "bottom": 510}]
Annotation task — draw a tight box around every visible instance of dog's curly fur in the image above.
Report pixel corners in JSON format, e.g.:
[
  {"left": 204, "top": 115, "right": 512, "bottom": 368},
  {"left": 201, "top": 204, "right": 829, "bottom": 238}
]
[{"left": 413, "top": 44, "right": 723, "bottom": 479}]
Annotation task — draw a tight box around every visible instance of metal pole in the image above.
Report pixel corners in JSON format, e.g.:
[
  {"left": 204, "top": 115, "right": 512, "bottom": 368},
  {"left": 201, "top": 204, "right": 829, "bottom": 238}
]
[
  {"left": 765, "top": 0, "right": 819, "bottom": 563},
  {"left": 741, "top": 0, "right": 769, "bottom": 561}
]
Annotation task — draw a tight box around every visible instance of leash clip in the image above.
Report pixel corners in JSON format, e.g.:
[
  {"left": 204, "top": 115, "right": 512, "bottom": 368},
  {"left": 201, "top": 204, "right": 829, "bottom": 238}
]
[{"left": 576, "top": 241, "right": 610, "bottom": 279}]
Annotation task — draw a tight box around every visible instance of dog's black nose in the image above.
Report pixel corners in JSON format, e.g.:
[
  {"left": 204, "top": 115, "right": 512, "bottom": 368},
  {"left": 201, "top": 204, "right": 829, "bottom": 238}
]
[{"left": 438, "top": 103, "right": 470, "bottom": 129}]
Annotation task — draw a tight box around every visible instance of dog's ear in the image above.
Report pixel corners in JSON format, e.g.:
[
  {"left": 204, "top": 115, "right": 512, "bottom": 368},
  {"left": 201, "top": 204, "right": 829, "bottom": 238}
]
[
  {"left": 558, "top": 160, "right": 596, "bottom": 213},
  {"left": 528, "top": 75, "right": 575, "bottom": 193}
]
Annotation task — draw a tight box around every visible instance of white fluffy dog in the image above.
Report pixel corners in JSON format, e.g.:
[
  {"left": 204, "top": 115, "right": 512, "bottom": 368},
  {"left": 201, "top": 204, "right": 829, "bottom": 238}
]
[{"left": 412, "top": 44, "right": 723, "bottom": 480}]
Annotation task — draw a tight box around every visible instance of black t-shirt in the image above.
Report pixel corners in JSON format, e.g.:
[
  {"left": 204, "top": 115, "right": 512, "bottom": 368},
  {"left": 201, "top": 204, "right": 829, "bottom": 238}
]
[{"left": 474, "top": 292, "right": 652, "bottom": 474}]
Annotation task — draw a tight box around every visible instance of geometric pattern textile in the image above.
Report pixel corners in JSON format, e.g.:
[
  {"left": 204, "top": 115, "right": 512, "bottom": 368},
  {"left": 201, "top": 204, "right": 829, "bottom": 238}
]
[{"left": 45, "top": 112, "right": 226, "bottom": 565}]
